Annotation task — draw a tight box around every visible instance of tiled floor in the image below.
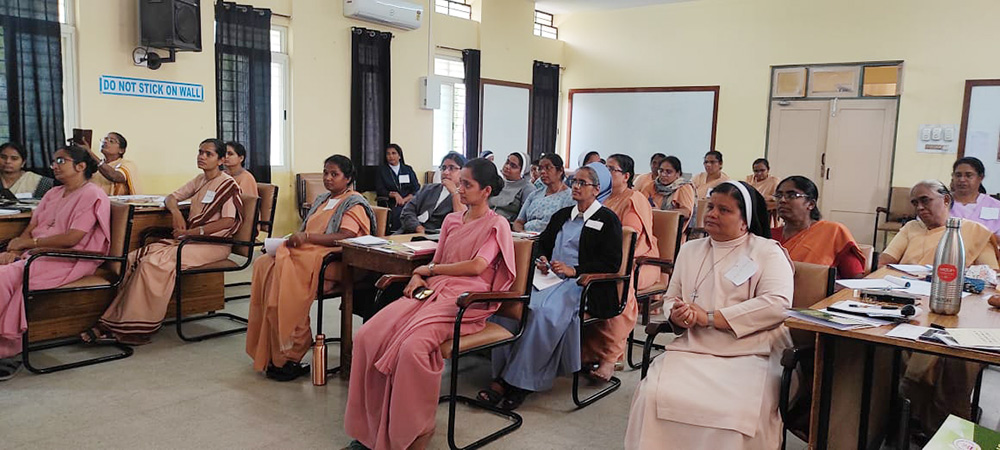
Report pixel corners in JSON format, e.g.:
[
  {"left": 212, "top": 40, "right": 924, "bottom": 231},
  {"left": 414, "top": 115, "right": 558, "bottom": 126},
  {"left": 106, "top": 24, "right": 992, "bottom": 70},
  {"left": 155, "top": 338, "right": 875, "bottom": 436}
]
[{"left": 2, "top": 270, "right": 997, "bottom": 449}]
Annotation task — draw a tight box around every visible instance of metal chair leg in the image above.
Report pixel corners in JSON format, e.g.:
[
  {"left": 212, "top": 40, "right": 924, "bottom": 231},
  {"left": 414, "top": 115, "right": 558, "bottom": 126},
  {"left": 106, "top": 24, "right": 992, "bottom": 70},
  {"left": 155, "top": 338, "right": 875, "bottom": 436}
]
[
  {"left": 21, "top": 333, "right": 133, "bottom": 375},
  {"left": 571, "top": 370, "right": 621, "bottom": 409},
  {"left": 438, "top": 351, "right": 522, "bottom": 450},
  {"left": 173, "top": 278, "right": 248, "bottom": 342}
]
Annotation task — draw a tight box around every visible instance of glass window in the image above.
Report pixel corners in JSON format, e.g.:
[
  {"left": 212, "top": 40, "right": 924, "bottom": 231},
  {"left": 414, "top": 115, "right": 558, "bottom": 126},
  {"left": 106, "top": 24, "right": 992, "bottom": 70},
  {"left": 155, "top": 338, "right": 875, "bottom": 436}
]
[
  {"left": 863, "top": 65, "right": 902, "bottom": 97},
  {"left": 533, "top": 10, "right": 558, "bottom": 39},
  {"left": 435, "top": 0, "right": 472, "bottom": 20},
  {"left": 270, "top": 26, "right": 290, "bottom": 167}
]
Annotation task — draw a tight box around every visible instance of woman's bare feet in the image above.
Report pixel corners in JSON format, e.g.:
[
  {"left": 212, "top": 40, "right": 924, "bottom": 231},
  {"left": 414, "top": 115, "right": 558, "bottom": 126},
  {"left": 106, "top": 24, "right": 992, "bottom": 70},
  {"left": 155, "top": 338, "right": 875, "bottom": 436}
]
[{"left": 589, "top": 360, "right": 616, "bottom": 382}]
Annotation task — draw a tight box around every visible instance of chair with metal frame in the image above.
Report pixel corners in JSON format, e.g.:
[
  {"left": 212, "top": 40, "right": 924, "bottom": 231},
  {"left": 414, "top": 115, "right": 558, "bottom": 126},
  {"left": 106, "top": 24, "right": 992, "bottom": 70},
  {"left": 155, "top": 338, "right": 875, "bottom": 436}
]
[
  {"left": 142, "top": 194, "right": 261, "bottom": 342},
  {"left": 626, "top": 210, "right": 686, "bottom": 369},
  {"left": 371, "top": 238, "right": 536, "bottom": 450},
  {"left": 296, "top": 173, "right": 325, "bottom": 219},
  {"left": 20, "top": 202, "right": 136, "bottom": 374},
  {"left": 872, "top": 186, "right": 915, "bottom": 251},
  {"left": 573, "top": 227, "right": 637, "bottom": 408},
  {"left": 225, "top": 182, "right": 278, "bottom": 302}
]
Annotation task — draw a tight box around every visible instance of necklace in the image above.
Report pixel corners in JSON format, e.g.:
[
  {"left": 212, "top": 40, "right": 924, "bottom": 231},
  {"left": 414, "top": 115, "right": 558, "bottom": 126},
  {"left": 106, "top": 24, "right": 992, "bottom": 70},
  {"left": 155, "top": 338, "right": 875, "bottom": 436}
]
[{"left": 689, "top": 242, "right": 741, "bottom": 302}]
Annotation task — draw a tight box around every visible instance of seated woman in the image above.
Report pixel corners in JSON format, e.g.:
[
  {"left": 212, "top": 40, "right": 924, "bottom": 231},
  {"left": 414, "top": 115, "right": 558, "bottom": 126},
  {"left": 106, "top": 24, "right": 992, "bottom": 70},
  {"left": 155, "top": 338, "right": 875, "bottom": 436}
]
[
  {"left": 0, "top": 142, "right": 54, "bottom": 198},
  {"left": 878, "top": 179, "right": 997, "bottom": 438},
  {"left": 0, "top": 145, "right": 110, "bottom": 380},
  {"left": 529, "top": 158, "right": 543, "bottom": 190},
  {"left": 633, "top": 153, "right": 666, "bottom": 194},
  {"left": 950, "top": 156, "right": 1000, "bottom": 239},
  {"left": 583, "top": 154, "right": 660, "bottom": 380},
  {"left": 641, "top": 155, "right": 695, "bottom": 219},
  {"left": 490, "top": 152, "right": 537, "bottom": 223},
  {"left": 691, "top": 150, "right": 730, "bottom": 199},
  {"left": 85, "top": 132, "right": 140, "bottom": 195},
  {"left": 772, "top": 176, "right": 866, "bottom": 278},
  {"left": 625, "top": 181, "right": 793, "bottom": 450},
  {"left": 246, "top": 155, "right": 376, "bottom": 381},
  {"left": 484, "top": 165, "right": 623, "bottom": 410},
  {"left": 343, "top": 158, "right": 514, "bottom": 450},
  {"left": 223, "top": 141, "right": 259, "bottom": 198},
  {"left": 375, "top": 143, "right": 420, "bottom": 231},
  {"left": 86, "top": 139, "right": 244, "bottom": 345},
  {"left": 397, "top": 152, "right": 466, "bottom": 234},
  {"left": 514, "top": 153, "right": 575, "bottom": 233},
  {"left": 745, "top": 158, "right": 779, "bottom": 199},
  {"left": 580, "top": 150, "right": 602, "bottom": 167}
]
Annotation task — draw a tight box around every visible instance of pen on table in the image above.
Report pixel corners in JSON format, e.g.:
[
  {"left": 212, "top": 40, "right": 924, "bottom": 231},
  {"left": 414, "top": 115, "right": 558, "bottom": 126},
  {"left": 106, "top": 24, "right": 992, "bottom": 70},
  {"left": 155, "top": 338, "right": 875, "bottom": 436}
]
[
  {"left": 848, "top": 304, "right": 896, "bottom": 309},
  {"left": 929, "top": 323, "right": 945, "bottom": 330}
]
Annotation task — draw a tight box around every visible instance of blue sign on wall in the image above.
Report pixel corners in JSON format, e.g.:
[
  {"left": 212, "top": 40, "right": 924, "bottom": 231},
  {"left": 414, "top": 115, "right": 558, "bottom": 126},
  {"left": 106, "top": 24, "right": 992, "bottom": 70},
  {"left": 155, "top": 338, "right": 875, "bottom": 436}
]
[{"left": 99, "top": 75, "right": 204, "bottom": 102}]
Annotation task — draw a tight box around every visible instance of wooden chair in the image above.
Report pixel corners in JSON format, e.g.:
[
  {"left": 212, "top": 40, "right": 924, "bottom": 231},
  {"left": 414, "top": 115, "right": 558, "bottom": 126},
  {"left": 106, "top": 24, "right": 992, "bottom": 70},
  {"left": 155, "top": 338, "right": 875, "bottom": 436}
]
[
  {"left": 296, "top": 173, "right": 325, "bottom": 219},
  {"left": 313, "top": 205, "right": 389, "bottom": 376},
  {"left": 20, "top": 202, "right": 136, "bottom": 374},
  {"left": 424, "top": 170, "right": 435, "bottom": 185},
  {"left": 858, "top": 243, "right": 875, "bottom": 275},
  {"left": 778, "top": 262, "right": 836, "bottom": 450},
  {"left": 573, "top": 227, "right": 637, "bottom": 408},
  {"left": 225, "top": 182, "right": 278, "bottom": 302},
  {"left": 872, "top": 187, "right": 915, "bottom": 251},
  {"left": 689, "top": 198, "right": 709, "bottom": 238},
  {"left": 146, "top": 194, "right": 260, "bottom": 342},
  {"left": 626, "top": 210, "right": 686, "bottom": 369}
]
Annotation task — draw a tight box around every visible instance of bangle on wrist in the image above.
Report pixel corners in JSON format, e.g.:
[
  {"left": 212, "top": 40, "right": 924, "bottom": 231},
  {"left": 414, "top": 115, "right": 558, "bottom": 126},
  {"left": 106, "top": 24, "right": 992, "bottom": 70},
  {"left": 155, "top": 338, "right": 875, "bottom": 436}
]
[
  {"left": 32, "top": 237, "right": 38, "bottom": 247},
  {"left": 706, "top": 311, "right": 715, "bottom": 329}
]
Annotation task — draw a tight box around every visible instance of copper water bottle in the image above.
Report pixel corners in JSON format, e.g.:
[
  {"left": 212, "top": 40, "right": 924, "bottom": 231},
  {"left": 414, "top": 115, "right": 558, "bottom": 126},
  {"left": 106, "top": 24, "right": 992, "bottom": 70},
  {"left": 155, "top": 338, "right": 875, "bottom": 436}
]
[{"left": 312, "top": 334, "right": 327, "bottom": 386}]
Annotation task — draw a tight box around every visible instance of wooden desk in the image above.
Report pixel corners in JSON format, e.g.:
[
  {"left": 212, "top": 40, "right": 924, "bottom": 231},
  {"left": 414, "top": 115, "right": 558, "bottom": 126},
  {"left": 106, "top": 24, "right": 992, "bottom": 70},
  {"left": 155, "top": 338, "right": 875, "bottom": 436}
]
[
  {"left": 337, "top": 234, "right": 433, "bottom": 379},
  {"left": 2, "top": 206, "right": 225, "bottom": 342},
  {"left": 786, "top": 267, "right": 1000, "bottom": 449}
]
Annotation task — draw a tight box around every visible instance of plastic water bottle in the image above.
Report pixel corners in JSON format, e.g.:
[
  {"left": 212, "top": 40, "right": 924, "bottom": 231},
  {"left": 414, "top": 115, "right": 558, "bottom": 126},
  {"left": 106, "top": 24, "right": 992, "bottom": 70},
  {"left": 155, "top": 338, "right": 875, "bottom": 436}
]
[{"left": 929, "top": 217, "right": 965, "bottom": 315}]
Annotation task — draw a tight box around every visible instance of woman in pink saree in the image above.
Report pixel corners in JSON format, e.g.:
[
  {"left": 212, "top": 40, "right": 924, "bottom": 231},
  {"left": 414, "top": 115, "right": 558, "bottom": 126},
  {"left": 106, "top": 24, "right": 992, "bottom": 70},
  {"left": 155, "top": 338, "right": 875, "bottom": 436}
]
[
  {"left": 0, "top": 145, "right": 110, "bottom": 380},
  {"left": 344, "top": 159, "right": 516, "bottom": 450}
]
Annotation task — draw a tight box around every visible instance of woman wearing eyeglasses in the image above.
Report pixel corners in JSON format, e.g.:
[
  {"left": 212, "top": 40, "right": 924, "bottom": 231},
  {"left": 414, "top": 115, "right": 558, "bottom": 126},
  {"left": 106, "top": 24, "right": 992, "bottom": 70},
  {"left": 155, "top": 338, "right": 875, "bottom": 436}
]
[
  {"left": 0, "top": 145, "right": 110, "bottom": 380},
  {"left": 397, "top": 152, "right": 467, "bottom": 234},
  {"left": 489, "top": 152, "right": 537, "bottom": 223},
  {"left": 514, "top": 153, "right": 575, "bottom": 233},
  {"left": 771, "top": 176, "right": 866, "bottom": 278},
  {"left": 641, "top": 155, "right": 695, "bottom": 219},
  {"left": 83, "top": 132, "right": 140, "bottom": 195}
]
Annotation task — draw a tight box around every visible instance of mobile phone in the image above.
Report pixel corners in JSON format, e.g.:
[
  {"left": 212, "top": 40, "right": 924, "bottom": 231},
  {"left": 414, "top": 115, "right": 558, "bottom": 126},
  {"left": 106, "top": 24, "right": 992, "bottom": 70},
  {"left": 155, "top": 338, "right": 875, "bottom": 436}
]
[
  {"left": 71, "top": 128, "right": 93, "bottom": 146},
  {"left": 413, "top": 287, "right": 435, "bottom": 300}
]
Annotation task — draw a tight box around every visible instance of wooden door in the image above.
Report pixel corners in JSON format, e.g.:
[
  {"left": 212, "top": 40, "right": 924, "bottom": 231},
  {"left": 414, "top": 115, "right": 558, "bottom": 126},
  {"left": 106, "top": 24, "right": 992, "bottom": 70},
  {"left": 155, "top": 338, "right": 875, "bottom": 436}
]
[{"left": 766, "top": 100, "right": 830, "bottom": 184}]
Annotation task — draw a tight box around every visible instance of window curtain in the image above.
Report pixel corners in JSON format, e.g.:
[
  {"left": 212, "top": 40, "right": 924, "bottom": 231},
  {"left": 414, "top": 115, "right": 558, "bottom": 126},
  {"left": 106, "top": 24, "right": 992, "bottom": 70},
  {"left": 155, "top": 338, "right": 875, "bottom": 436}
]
[
  {"left": 351, "top": 26, "right": 392, "bottom": 193},
  {"left": 462, "top": 49, "right": 481, "bottom": 159},
  {"left": 530, "top": 61, "right": 559, "bottom": 162},
  {"left": 215, "top": 2, "right": 271, "bottom": 183},
  {"left": 0, "top": 0, "right": 63, "bottom": 172}
]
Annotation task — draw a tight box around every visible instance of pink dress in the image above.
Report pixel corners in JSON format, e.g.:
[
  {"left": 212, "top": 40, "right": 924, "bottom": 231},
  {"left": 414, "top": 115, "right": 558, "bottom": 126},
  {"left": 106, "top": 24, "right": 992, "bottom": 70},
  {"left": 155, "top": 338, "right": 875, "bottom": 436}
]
[
  {"left": 345, "top": 211, "right": 516, "bottom": 450},
  {"left": 0, "top": 184, "right": 111, "bottom": 357}
]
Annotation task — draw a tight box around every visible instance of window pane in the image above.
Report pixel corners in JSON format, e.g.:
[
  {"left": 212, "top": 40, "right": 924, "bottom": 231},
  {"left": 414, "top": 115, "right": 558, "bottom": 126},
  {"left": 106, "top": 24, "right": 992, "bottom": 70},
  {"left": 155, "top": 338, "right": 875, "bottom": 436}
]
[
  {"left": 270, "top": 61, "right": 284, "bottom": 166},
  {"left": 434, "top": 57, "right": 464, "bottom": 79},
  {"left": 863, "top": 65, "right": 901, "bottom": 97},
  {"left": 270, "top": 29, "right": 281, "bottom": 53},
  {"left": 807, "top": 66, "right": 860, "bottom": 98}
]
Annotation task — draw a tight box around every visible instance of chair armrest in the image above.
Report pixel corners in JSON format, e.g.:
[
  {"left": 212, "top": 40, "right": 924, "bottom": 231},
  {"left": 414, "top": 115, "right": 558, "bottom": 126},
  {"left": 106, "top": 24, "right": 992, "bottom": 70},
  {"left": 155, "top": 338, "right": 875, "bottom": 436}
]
[
  {"left": 375, "top": 274, "right": 411, "bottom": 290},
  {"left": 635, "top": 256, "right": 674, "bottom": 271},
  {"left": 577, "top": 272, "right": 628, "bottom": 287},
  {"left": 178, "top": 234, "right": 239, "bottom": 245},
  {"left": 780, "top": 343, "right": 815, "bottom": 369},
  {"left": 875, "top": 206, "right": 889, "bottom": 214},
  {"left": 26, "top": 248, "right": 108, "bottom": 258},
  {"left": 645, "top": 320, "right": 675, "bottom": 337},
  {"left": 456, "top": 291, "right": 524, "bottom": 308}
]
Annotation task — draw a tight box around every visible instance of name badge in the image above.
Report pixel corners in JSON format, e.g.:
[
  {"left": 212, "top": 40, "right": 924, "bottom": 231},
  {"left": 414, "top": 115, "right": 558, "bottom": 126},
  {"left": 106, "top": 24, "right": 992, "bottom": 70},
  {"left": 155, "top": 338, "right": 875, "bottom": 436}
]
[
  {"left": 585, "top": 219, "right": 604, "bottom": 231},
  {"left": 981, "top": 207, "right": 999, "bottom": 220},
  {"left": 417, "top": 211, "right": 431, "bottom": 223},
  {"left": 399, "top": 174, "right": 411, "bottom": 184},
  {"left": 201, "top": 190, "right": 216, "bottom": 204},
  {"left": 14, "top": 192, "right": 31, "bottom": 200},
  {"left": 323, "top": 198, "right": 341, "bottom": 211},
  {"left": 724, "top": 255, "right": 758, "bottom": 287}
]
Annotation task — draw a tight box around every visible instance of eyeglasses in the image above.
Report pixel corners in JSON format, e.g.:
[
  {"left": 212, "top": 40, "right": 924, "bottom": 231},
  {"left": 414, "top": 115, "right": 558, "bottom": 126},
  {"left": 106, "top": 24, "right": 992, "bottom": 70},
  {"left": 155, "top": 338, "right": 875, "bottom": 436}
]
[
  {"left": 570, "top": 179, "right": 598, "bottom": 188},
  {"left": 439, "top": 164, "right": 461, "bottom": 173},
  {"left": 772, "top": 192, "right": 809, "bottom": 201},
  {"left": 607, "top": 167, "right": 624, "bottom": 174},
  {"left": 50, "top": 156, "right": 74, "bottom": 166}
]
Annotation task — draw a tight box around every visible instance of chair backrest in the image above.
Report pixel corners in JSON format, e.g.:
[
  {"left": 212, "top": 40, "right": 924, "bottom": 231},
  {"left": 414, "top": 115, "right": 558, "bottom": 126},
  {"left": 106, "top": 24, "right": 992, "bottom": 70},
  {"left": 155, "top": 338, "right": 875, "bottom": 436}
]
[
  {"left": 495, "top": 239, "right": 535, "bottom": 322},
  {"left": 652, "top": 209, "right": 683, "bottom": 264},
  {"left": 296, "top": 173, "right": 324, "bottom": 217},
  {"left": 424, "top": 170, "right": 435, "bottom": 185},
  {"left": 886, "top": 186, "right": 914, "bottom": 221},
  {"left": 792, "top": 261, "right": 835, "bottom": 310},
  {"left": 105, "top": 202, "right": 135, "bottom": 278},
  {"left": 857, "top": 243, "right": 875, "bottom": 275},
  {"left": 256, "top": 183, "right": 278, "bottom": 237},
  {"left": 694, "top": 198, "right": 709, "bottom": 229},
  {"left": 232, "top": 194, "right": 261, "bottom": 258},
  {"left": 372, "top": 206, "right": 389, "bottom": 237}
]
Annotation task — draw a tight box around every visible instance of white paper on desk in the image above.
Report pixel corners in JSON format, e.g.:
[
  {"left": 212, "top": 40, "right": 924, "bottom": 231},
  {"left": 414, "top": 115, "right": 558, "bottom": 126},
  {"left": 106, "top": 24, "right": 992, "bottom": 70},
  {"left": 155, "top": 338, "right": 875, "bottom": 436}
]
[
  {"left": 343, "top": 235, "right": 390, "bottom": 246},
  {"left": 532, "top": 268, "right": 564, "bottom": 291},
  {"left": 886, "top": 324, "right": 934, "bottom": 341},
  {"left": 263, "top": 238, "right": 286, "bottom": 254},
  {"left": 511, "top": 231, "right": 539, "bottom": 239},
  {"left": 888, "top": 264, "right": 932, "bottom": 276},
  {"left": 945, "top": 328, "right": 1000, "bottom": 349},
  {"left": 836, "top": 278, "right": 901, "bottom": 290},
  {"left": 14, "top": 192, "right": 31, "bottom": 200},
  {"left": 828, "top": 300, "right": 923, "bottom": 319},
  {"left": 0, "top": 208, "right": 20, "bottom": 215},
  {"left": 820, "top": 308, "right": 894, "bottom": 327}
]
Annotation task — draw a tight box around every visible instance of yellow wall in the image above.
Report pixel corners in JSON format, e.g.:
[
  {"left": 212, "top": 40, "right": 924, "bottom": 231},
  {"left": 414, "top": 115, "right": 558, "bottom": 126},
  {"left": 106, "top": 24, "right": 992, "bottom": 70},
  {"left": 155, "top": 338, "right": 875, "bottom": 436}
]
[
  {"left": 558, "top": 0, "right": 1000, "bottom": 187},
  {"left": 71, "top": 0, "right": 562, "bottom": 236}
]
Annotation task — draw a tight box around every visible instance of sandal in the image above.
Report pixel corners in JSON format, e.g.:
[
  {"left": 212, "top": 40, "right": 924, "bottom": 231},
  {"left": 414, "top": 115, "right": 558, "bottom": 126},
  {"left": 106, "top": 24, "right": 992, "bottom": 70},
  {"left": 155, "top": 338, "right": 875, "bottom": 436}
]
[
  {"left": 498, "top": 387, "right": 530, "bottom": 411},
  {"left": 79, "top": 327, "right": 117, "bottom": 345},
  {"left": 341, "top": 440, "right": 371, "bottom": 450},
  {"left": 476, "top": 379, "right": 506, "bottom": 405},
  {"left": 0, "top": 358, "right": 23, "bottom": 381},
  {"left": 265, "top": 361, "right": 311, "bottom": 382}
]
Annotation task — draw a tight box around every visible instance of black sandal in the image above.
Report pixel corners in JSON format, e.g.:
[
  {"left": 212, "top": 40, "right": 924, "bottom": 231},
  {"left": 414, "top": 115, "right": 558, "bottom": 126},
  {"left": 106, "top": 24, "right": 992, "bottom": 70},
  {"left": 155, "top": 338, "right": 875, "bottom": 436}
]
[
  {"left": 80, "top": 327, "right": 117, "bottom": 345},
  {"left": 498, "top": 387, "right": 530, "bottom": 411},
  {"left": 266, "top": 361, "right": 311, "bottom": 382}
]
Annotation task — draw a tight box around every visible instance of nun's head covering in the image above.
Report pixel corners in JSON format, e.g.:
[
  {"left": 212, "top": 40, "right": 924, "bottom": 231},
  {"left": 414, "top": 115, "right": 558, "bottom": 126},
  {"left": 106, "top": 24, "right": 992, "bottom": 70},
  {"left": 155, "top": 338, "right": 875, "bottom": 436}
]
[
  {"left": 710, "top": 180, "right": 771, "bottom": 239},
  {"left": 586, "top": 162, "right": 613, "bottom": 202}
]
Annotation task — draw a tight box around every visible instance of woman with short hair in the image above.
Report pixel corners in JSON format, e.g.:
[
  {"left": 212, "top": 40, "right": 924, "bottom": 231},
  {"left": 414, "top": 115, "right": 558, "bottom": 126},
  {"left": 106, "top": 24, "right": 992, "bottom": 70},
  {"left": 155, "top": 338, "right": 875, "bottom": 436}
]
[
  {"left": 86, "top": 132, "right": 140, "bottom": 195},
  {"left": 691, "top": 150, "right": 730, "bottom": 199},
  {"left": 745, "top": 158, "right": 779, "bottom": 199},
  {"left": 398, "top": 152, "right": 466, "bottom": 234},
  {"left": 0, "top": 142, "right": 54, "bottom": 198},
  {"left": 514, "top": 153, "right": 575, "bottom": 233},
  {"left": 950, "top": 156, "right": 1000, "bottom": 239},
  {"left": 223, "top": 141, "right": 259, "bottom": 198}
]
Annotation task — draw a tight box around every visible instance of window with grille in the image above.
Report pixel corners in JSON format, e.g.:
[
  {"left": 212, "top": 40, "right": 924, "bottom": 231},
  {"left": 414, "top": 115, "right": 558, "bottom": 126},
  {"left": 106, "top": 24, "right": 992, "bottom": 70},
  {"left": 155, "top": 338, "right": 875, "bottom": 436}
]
[
  {"left": 435, "top": 0, "right": 471, "bottom": 20},
  {"left": 270, "top": 26, "right": 289, "bottom": 167},
  {"left": 432, "top": 56, "right": 466, "bottom": 165},
  {"left": 533, "top": 10, "right": 557, "bottom": 40}
]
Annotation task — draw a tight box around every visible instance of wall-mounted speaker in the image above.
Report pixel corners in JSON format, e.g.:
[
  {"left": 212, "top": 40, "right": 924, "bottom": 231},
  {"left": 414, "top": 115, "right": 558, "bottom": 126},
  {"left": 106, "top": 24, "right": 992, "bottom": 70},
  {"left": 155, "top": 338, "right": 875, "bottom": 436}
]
[{"left": 139, "top": 0, "right": 202, "bottom": 52}]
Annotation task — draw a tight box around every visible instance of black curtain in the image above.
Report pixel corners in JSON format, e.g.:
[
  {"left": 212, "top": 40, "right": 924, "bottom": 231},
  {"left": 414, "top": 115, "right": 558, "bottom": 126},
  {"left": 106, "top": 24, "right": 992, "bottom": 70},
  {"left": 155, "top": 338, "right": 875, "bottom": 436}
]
[
  {"left": 351, "top": 27, "right": 392, "bottom": 193},
  {"left": 462, "top": 49, "right": 481, "bottom": 160},
  {"left": 0, "top": 0, "right": 62, "bottom": 172},
  {"left": 215, "top": 2, "right": 271, "bottom": 182},
  {"left": 530, "top": 61, "right": 559, "bottom": 162}
]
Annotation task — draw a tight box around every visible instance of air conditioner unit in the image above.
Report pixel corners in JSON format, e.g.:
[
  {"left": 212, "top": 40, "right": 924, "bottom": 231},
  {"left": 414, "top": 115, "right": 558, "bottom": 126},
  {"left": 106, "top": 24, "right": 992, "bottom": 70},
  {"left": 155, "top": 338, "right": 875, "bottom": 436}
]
[{"left": 344, "top": 0, "right": 423, "bottom": 31}]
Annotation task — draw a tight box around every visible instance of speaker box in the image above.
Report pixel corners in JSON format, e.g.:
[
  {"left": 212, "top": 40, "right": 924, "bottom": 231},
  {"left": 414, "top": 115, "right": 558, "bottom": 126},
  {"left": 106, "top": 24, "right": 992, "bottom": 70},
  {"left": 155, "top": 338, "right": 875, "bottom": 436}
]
[{"left": 139, "top": 0, "right": 202, "bottom": 52}]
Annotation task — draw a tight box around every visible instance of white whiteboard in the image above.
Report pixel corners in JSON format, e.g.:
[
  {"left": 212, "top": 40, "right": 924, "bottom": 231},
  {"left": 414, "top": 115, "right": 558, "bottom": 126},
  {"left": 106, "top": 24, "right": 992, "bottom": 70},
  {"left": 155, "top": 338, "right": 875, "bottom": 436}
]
[
  {"left": 961, "top": 83, "right": 1000, "bottom": 194},
  {"left": 568, "top": 88, "right": 718, "bottom": 173},
  {"left": 481, "top": 83, "right": 530, "bottom": 160}
]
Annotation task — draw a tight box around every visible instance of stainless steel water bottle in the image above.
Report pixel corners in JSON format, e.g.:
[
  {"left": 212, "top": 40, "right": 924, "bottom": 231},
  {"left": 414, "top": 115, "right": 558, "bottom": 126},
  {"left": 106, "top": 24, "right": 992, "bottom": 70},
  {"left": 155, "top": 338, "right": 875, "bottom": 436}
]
[
  {"left": 312, "top": 334, "right": 327, "bottom": 386},
  {"left": 929, "top": 217, "right": 965, "bottom": 315}
]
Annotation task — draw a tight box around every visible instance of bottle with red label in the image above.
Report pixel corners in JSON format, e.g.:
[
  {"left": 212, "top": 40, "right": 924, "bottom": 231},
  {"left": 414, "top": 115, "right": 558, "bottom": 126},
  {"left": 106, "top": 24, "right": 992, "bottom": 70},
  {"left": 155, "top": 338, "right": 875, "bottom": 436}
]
[{"left": 930, "top": 217, "right": 965, "bottom": 315}]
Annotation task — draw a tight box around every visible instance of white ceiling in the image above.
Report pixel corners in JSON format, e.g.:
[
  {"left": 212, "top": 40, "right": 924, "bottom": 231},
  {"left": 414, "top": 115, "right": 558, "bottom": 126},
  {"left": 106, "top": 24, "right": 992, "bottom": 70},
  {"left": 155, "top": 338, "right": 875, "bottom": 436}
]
[{"left": 533, "top": 0, "right": 694, "bottom": 15}]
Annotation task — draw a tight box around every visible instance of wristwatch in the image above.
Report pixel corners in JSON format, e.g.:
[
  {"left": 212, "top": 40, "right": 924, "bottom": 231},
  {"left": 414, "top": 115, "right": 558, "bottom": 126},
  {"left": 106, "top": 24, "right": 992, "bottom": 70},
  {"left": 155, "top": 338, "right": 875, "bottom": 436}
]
[
  {"left": 706, "top": 311, "right": 715, "bottom": 329},
  {"left": 428, "top": 263, "right": 436, "bottom": 276}
]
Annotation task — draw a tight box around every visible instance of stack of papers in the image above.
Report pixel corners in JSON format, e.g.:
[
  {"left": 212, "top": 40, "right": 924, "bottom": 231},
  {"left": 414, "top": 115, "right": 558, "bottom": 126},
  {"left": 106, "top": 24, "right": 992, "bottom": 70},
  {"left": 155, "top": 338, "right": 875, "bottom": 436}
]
[
  {"left": 109, "top": 195, "right": 191, "bottom": 207},
  {"left": 786, "top": 308, "right": 892, "bottom": 330},
  {"left": 836, "top": 277, "right": 971, "bottom": 298},
  {"left": 512, "top": 231, "right": 540, "bottom": 239},
  {"left": 401, "top": 240, "right": 437, "bottom": 256},
  {"left": 343, "top": 235, "right": 390, "bottom": 246},
  {"left": 827, "top": 300, "right": 922, "bottom": 319},
  {"left": 886, "top": 324, "right": 1000, "bottom": 352},
  {"left": 888, "top": 264, "right": 932, "bottom": 277},
  {"left": 0, "top": 208, "right": 20, "bottom": 215}
]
